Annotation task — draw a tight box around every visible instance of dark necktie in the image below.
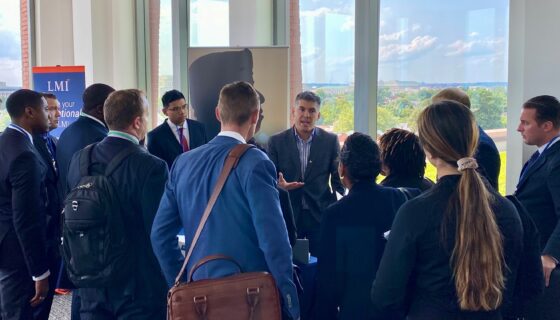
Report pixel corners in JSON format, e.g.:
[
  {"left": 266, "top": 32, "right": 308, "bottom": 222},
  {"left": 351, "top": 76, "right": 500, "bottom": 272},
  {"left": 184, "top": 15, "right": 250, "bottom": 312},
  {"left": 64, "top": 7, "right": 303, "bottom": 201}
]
[
  {"left": 178, "top": 127, "right": 190, "bottom": 152},
  {"left": 519, "top": 150, "right": 540, "bottom": 180},
  {"left": 42, "top": 134, "right": 57, "bottom": 173}
]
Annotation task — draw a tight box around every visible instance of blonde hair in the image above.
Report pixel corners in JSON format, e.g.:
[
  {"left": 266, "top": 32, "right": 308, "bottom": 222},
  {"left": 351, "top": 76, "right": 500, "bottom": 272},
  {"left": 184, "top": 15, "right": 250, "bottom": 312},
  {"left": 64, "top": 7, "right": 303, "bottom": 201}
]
[
  {"left": 432, "top": 87, "right": 471, "bottom": 109},
  {"left": 418, "top": 100, "right": 504, "bottom": 311}
]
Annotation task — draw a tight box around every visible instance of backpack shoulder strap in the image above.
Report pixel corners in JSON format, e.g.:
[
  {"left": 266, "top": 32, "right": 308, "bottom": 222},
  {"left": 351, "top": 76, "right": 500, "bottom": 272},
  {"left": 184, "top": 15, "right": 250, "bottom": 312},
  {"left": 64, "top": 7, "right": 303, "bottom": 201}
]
[
  {"left": 173, "top": 144, "right": 254, "bottom": 286},
  {"left": 79, "top": 144, "right": 96, "bottom": 177},
  {"left": 104, "top": 145, "right": 140, "bottom": 177}
]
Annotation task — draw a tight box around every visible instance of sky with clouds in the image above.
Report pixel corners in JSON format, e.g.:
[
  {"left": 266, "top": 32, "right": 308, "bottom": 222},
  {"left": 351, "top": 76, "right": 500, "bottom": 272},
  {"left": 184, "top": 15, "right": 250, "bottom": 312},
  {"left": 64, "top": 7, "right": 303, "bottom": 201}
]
[
  {"left": 1, "top": 0, "right": 508, "bottom": 88},
  {"left": 0, "top": 0, "right": 22, "bottom": 87},
  {"left": 301, "top": 0, "right": 509, "bottom": 84}
]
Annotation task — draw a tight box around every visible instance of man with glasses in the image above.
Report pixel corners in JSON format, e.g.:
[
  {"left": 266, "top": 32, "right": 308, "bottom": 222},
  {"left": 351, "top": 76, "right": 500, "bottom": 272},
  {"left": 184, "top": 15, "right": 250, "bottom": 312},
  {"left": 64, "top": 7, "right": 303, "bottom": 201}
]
[{"left": 147, "top": 90, "right": 207, "bottom": 168}]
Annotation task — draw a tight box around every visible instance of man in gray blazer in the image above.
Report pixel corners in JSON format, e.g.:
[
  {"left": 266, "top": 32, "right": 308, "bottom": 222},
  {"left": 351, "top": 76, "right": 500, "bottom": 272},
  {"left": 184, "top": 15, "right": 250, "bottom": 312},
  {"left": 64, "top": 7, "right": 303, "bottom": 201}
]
[{"left": 268, "top": 91, "right": 345, "bottom": 255}]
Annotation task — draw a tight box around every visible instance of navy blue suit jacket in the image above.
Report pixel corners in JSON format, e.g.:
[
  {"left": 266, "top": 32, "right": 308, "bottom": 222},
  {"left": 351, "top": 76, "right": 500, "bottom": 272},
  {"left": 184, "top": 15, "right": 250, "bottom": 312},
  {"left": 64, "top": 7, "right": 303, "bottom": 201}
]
[
  {"left": 33, "top": 134, "right": 62, "bottom": 248},
  {"left": 476, "top": 126, "right": 501, "bottom": 190},
  {"left": 316, "top": 181, "right": 407, "bottom": 320},
  {"left": 151, "top": 135, "right": 299, "bottom": 319},
  {"left": 0, "top": 128, "right": 49, "bottom": 277},
  {"left": 67, "top": 137, "right": 169, "bottom": 301},
  {"left": 57, "top": 115, "right": 108, "bottom": 196},
  {"left": 147, "top": 119, "right": 207, "bottom": 168},
  {"left": 516, "top": 141, "right": 560, "bottom": 260}
]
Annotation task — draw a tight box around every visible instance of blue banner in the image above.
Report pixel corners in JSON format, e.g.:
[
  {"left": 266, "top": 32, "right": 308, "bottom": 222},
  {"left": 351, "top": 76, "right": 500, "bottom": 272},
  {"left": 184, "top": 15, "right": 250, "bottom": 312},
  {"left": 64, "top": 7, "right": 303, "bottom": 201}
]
[{"left": 32, "top": 66, "right": 85, "bottom": 137}]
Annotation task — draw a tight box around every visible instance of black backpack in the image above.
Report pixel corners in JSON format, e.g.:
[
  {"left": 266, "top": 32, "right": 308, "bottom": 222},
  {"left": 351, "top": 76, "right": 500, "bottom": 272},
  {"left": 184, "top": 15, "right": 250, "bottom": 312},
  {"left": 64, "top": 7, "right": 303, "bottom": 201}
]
[{"left": 61, "top": 144, "right": 137, "bottom": 288}]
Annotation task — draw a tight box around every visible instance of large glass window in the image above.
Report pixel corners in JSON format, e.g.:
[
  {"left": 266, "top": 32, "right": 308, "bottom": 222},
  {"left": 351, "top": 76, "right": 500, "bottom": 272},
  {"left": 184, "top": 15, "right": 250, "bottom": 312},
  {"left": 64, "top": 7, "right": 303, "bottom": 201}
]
[
  {"left": 377, "top": 0, "right": 509, "bottom": 193},
  {"left": 189, "top": 0, "right": 229, "bottom": 47},
  {"left": 299, "top": 0, "right": 355, "bottom": 135},
  {"left": 0, "top": 0, "right": 23, "bottom": 129},
  {"left": 157, "top": 0, "right": 173, "bottom": 123}
]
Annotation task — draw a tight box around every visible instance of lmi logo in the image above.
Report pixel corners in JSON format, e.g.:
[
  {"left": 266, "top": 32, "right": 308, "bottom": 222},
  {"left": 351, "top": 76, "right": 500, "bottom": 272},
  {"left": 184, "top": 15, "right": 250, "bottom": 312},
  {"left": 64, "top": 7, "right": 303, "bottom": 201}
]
[{"left": 47, "top": 79, "right": 70, "bottom": 92}]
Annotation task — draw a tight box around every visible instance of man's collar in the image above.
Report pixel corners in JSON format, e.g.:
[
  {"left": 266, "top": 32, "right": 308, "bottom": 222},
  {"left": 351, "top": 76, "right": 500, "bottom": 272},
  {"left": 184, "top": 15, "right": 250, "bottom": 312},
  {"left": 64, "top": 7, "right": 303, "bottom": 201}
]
[
  {"left": 80, "top": 111, "right": 106, "bottom": 128},
  {"left": 538, "top": 134, "right": 560, "bottom": 154},
  {"left": 8, "top": 123, "right": 34, "bottom": 145},
  {"left": 166, "top": 118, "right": 187, "bottom": 130},
  {"left": 293, "top": 126, "right": 316, "bottom": 142},
  {"left": 108, "top": 130, "right": 140, "bottom": 145},
  {"left": 218, "top": 131, "right": 246, "bottom": 144}
]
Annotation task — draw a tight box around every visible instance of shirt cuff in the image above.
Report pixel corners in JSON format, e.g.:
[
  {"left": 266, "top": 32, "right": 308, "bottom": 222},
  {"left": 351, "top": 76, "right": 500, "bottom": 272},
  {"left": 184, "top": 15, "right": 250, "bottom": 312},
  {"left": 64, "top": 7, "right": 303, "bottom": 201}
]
[{"left": 32, "top": 270, "right": 50, "bottom": 281}]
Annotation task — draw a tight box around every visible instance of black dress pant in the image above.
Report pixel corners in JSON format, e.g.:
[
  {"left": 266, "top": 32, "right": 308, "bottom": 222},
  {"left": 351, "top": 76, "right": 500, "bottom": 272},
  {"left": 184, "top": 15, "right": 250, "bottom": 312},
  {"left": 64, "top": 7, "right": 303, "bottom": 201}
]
[
  {"left": 78, "top": 287, "right": 166, "bottom": 320},
  {"left": 297, "top": 209, "right": 321, "bottom": 256},
  {"left": 0, "top": 267, "right": 35, "bottom": 320}
]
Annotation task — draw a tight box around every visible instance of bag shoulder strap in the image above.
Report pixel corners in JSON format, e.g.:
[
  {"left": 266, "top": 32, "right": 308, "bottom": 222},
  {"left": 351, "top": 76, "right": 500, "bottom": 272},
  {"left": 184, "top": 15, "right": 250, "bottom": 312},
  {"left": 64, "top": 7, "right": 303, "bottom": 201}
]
[
  {"left": 173, "top": 144, "right": 254, "bottom": 286},
  {"left": 104, "top": 145, "right": 139, "bottom": 177},
  {"left": 79, "top": 144, "right": 96, "bottom": 177}
]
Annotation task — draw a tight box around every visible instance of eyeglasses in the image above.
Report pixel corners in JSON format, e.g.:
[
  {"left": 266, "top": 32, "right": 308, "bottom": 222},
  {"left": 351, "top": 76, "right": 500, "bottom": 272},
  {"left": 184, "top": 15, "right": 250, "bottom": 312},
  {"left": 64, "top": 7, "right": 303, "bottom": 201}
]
[{"left": 167, "top": 104, "right": 188, "bottom": 112}]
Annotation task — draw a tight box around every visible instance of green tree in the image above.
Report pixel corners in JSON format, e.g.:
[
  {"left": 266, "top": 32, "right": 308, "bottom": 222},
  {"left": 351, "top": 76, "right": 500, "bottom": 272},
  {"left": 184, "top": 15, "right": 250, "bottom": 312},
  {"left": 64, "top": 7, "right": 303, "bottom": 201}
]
[
  {"left": 0, "top": 111, "right": 9, "bottom": 130},
  {"left": 468, "top": 87, "right": 506, "bottom": 130}
]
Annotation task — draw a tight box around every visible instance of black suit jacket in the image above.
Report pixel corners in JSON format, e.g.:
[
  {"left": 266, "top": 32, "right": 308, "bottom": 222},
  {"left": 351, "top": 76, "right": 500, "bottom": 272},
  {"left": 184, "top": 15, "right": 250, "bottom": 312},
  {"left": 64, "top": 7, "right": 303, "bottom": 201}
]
[
  {"left": 57, "top": 115, "right": 108, "bottom": 196},
  {"left": 67, "top": 137, "right": 169, "bottom": 301},
  {"left": 268, "top": 127, "right": 344, "bottom": 222},
  {"left": 147, "top": 119, "right": 208, "bottom": 168},
  {"left": 477, "top": 126, "right": 501, "bottom": 190},
  {"left": 33, "top": 134, "right": 62, "bottom": 248},
  {"left": 372, "top": 175, "right": 523, "bottom": 319},
  {"left": 515, "top": 141, "right": 560, "bottom": 259},
  {"left": 0, "top": 128, "right": 49, "bottom": 277},
  {"left": 315, "top": 181, "right": 407, "bottom": 320}
]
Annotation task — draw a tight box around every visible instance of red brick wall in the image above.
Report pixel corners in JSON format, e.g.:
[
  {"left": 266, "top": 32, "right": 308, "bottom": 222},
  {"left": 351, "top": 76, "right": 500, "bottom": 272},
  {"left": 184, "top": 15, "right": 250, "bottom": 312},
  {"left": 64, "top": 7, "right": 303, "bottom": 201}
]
[
  {"left": 149, "top": 0, "right": 160, "bottom": 128},
  {"left": 20, "top": 0, "right": 30, "bottom": 89}
]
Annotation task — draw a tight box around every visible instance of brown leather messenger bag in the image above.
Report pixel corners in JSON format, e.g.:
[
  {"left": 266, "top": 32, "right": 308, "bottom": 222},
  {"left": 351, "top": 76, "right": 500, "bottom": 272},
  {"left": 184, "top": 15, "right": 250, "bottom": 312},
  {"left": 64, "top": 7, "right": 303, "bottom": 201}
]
[{"left": 167, "top": 144, "right": 282, "bottom": 320}]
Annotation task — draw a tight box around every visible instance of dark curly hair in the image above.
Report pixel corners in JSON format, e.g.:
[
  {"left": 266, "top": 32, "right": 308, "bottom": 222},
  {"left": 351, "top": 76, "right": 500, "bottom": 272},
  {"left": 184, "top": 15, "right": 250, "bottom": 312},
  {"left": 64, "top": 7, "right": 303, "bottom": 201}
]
[
  {"left": 339, "top": 132, "right": 381, "bottom": 183},
  {"left": 379, "top": 128, "right": 426, "bottom": 178}
]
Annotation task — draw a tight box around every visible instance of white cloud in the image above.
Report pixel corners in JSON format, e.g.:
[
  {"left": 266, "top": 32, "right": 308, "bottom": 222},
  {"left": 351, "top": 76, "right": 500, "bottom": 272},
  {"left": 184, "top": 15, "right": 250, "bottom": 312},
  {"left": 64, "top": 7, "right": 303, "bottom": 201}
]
[
  {"left": 412, "top": 24, "right": 421, "bottom": 32},
  {"left": 380, "top": 35, "right": 438, "bottom": 62},
  {"left": 469, "top": 32, "right": 479, "bottom": 37},
  {"left": 341, "top": 17, "right": 355, "bottom": 31},
  {"left": 380, "top": 20, "right": 386, "bottom": 28},
  {"left": 0, "top": 58, "right": 23, "bottom": 87},
  {"left": 380, "top": 30, "right": 407, "bottom": 41},
  {"left": 445, "top": 38, "right": 504, "bottom": 56},
  {"left": 300, "top": 7, "right": 334, "bottom": 18}
]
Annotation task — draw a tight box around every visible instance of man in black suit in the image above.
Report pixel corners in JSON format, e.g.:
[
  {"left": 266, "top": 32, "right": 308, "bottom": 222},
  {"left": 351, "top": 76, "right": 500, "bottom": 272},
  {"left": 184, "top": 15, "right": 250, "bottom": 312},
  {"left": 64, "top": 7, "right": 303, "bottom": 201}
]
[
  {"left": 147, "top": 90, "right": 207, "bottom": 168},
  {"left": 67, "top": 89, "right": 168, "bottom": 319},
  {"left": 31, "top": 93, "right": 62, "bottom": 319},
  {"left": 57, "top": 83, "right": 115, "bottom": 196},
  {"left": 432, "top": 88, "right": 501, "bottom": 189},
  {"left": 0, "top": 89, "right": 51, "bottom": 319},
  {"left": 515, "top": 95, "right": 560, "bottom": 289},
  {"left": 268, "top": 91, "right": 345, "bottom": 255},
  {"left": 56, "top": 83, "right": 114, "bottom": 319}
]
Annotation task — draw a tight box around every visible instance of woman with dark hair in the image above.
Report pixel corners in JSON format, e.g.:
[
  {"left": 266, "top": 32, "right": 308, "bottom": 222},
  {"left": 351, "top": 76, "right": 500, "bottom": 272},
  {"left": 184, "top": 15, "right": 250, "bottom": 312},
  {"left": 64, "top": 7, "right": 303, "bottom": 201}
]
[
  {"left": 379, "top": 128, "right": 434, "bottom": 191},
  {"left": 315, "top": 132, "right": 408, "bottom": 320},
  {"left": 371, "top": 101, "right": 523, "bottom": 319}
]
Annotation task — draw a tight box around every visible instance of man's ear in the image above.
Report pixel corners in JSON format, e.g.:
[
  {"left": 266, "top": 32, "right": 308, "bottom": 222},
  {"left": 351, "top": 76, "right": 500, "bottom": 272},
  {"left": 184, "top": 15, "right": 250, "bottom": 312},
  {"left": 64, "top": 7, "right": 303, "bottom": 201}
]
[
  {"left": 542, "top": 120, "right": 555, "bottom": 133},
  {"left": 162, "top": 108, "right": 168, "bottom": 117},
  {"left": 250, "top": 107, "right": 260, "bottom": 124},
  {"left": 24, "top": 106, "right": 35, "bottom": 118},
  {"left": 134, "top": 116, "right": 142, "bottom": 130},
  {"left": 215, "top": 106, "right": 221, "bottom": 122},
  {"left": 317, "top": 111, "right": 321, "bottom": 120},
  {"left": 96, "top": 105, "right": 104, "bottom": 117}
]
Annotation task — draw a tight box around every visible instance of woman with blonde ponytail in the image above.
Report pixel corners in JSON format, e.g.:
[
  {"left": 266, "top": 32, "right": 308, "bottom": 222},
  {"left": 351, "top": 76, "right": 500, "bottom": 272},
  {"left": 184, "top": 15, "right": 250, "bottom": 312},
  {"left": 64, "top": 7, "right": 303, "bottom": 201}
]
[{"left": 371, "top": 100, "right": 523, "bottom": 319}]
